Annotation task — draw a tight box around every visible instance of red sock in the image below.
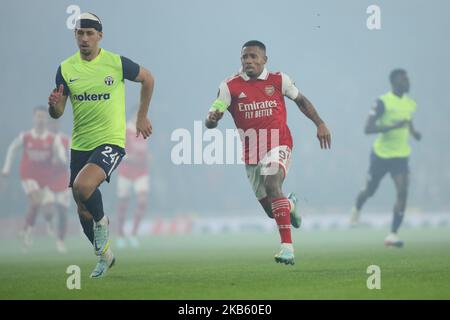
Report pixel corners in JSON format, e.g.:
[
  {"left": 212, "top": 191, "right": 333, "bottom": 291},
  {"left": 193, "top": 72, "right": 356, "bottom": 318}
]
[{"left": 271, "top": 197, "right": 292, "bottom": 243}]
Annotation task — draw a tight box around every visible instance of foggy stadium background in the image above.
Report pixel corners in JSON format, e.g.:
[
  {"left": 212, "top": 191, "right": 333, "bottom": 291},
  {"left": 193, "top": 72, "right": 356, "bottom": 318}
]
[{"left": 0, "top": 0, "right": 449, "bottom": 237}]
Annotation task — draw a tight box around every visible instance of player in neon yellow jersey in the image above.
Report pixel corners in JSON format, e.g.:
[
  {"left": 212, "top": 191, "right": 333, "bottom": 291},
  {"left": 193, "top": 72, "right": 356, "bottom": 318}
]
[
  {"left": 48, "top": 13, "right": 154, "bottom": 278},
  {"left": 351, "top": 69, "right": 422, "bottom": 247}
]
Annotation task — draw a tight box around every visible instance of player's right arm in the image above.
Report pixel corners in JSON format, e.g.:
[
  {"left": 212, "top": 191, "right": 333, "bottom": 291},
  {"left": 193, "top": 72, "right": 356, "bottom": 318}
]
[
  {"left": 409, "top": 121, "right": 422, "bottom": 141},
  {"left": 48, "top": 66, "right": 69, "bottom": 119},
  {"left": 205, "top": 109, "right": 224, "bottom": 129},
  {"left": 282, "top": 72, "right": 331, "bottom": 149},
  {"left": 48, "top": 85, "right": 67, "bottom": 119},
  {"left": 364, "top": 99, "right": 409, "bottom": 134},
  {"left": 205, "top": 82, "right": 230, "bottom": 129}
]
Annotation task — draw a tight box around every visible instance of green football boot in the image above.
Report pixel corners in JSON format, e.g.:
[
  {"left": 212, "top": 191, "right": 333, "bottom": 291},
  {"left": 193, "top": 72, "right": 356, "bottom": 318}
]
[
  {"left": 274, "top": 243, "right": 295, "bottom": 265},
  {"left": 90, "top": 251, "right": 116, "bottom": 278},
  {"left": 287, "top": 192, "right": 301, "bottom": 229}
]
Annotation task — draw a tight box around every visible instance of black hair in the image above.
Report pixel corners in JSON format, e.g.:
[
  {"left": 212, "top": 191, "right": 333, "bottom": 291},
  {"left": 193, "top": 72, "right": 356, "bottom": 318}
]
[
  {"left": 390, "top": 69, "right": 407, "bottom": 83},
  {"left": 242, "top": 40, "right": 266, "bottom": 52}
]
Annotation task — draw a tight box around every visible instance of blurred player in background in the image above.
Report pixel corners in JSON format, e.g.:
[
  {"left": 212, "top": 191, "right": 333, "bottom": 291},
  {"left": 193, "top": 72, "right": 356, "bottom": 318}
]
[
  {"left": 48, "top": 13, "right": 154, "bottom": 278},
  {"left": 116, "top": 112, "right": 151, "bottom": 249},
  {"left": 351, "top": 69, "right": 422, "bottom": 247},
  {"left": 1, "top": 106, "right": 66, "bottom": 252},
  {"left": 205, "top": 40, "right": 331, "bottom": 265},
  {"left": 47, "top": 119, "right": 71, "bottom": 253}
]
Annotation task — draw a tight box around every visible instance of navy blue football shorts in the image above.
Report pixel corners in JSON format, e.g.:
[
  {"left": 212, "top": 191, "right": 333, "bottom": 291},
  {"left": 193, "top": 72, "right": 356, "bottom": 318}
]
[
  {"left": 69, "top": 144, "right": 126, "bottom": 187},
  {"left": 368, "top": 151, "right": 409, "bottom": 181}
]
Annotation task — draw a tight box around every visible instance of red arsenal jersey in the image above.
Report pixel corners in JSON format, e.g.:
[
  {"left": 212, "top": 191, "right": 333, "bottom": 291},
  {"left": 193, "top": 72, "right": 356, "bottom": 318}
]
[
  {"left": 118, "top": 123, "right": 149, "bottom": 179},
  {"left": 215, "top": 68, "right": 300, "bottom": 164},
  {"left": 19, "top": 130, "right": 56, "bottom": 185},
  {"left": 2, "top": 129, "right": 68, "bottom": 188}
]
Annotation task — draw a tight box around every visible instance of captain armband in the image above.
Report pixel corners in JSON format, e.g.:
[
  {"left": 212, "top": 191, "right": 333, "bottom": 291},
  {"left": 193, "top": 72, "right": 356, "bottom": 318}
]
[{"left": 210, "top": 99, "right": 228, "bottom": 113}]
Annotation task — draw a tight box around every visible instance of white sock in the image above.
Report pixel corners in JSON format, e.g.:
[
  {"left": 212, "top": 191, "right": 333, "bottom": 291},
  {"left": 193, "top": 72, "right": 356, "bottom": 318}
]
[
  {"left": 281, "top": 242, "right": 294, "bottom": 252},
  {"left": 96, "top": 216, "right": 108, "bottom": 226}
]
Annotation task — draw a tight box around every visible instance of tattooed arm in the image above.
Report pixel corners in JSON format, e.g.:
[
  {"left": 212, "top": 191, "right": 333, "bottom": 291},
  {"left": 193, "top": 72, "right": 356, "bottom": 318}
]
[{"left": 294, "top": 93, "right": 331, "bottom": 149}]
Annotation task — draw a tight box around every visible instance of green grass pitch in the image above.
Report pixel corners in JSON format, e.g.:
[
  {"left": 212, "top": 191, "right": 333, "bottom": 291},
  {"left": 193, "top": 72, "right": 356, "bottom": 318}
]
[{"left": 1, "top": 227, "right": 449, "bottom": 299}]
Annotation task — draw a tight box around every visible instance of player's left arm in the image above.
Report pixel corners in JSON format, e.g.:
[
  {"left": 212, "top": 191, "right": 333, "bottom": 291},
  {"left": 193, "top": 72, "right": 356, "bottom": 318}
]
[
  {"left": 133, "top": 66, "right": 154, "bottom": 139},
  {"left": 281, "top": 73, "right": 331, "bottom": 149},
  {"left": 122, "top": 56, "right": 155, "bottom": 139},
  {"left": 294, "top": 94, "right": 331, "bottom": 149},
  {"left": 409, "top": 120, "right": 422, "bottom": 141}
]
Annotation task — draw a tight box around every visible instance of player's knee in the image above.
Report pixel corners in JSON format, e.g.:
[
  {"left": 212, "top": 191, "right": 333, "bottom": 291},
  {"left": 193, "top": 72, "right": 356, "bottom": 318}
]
[
  {"left": 398, "top": 189, "right": 408, "bottom": 202},
  {"left": 137, "top": 194, "right": 147, "bottom": 208},
  {"left": 30, "top": 197, "right": 41, "bottom": 208},
  {"left": 72, "top": 180, "right": 95, "bottom": 201},
  {"left": 118, "top": 196, "right": 130, "bottom": 206},
  {"left": 29, "top": 192, "right": 42, "bottom": 207},
  {"left": 396, "top": 195, "right": 407, "bottom": 210},
  {"left": 365, "top": 188, "right": 375, "bottom": 198},
  {"left": 365, "top": 181, "right": 379, "bottom": 198},
  {"left": 398, "top": 183, "right": 408, "bottom": 197},
  {"left": 264, "top": 182, "right": 282, "bottom": 199},
  {"left": 137, "top": 201, "right": 147, "bottom": 212},
  {"left": 265, "top": 184, "right": 283, "bottom": 199},
  {"left": 135, "top": 200, "right": 147, "bottom": 215},
  {"left": 42, "top": 205, "right": 55, "bottom": 220}
]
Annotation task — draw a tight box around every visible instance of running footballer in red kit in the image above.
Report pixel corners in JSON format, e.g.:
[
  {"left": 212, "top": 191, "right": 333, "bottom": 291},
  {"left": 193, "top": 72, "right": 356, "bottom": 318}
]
[
  {"left": 116, "top": 114, "right": 151, "bottom": 249},
  {"left": 1, "top": 106, "right": 66, "bottom": 252},
  {"left": 205, "top": 41, "right": 331, "bottom": 265}
]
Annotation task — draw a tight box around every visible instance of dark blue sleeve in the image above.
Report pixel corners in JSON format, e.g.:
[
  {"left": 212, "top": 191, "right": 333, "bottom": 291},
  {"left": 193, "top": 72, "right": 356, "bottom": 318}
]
[
  {"left": 373, "top": 99, "right": 385, "bottom": 117},
  {"left": 55, "top": 66, "right": 70, "bottom": 96},
  {"left": 121, "top": 56, "right": 140, "bottom": 81},
  {"left": 375, "top": 99, "right": 386, "bottom": 118}
]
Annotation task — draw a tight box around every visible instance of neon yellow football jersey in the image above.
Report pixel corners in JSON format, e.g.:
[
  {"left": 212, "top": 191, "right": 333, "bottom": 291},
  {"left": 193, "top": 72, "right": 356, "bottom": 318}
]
[
  {"left": 373, "top": 92, "right": 417, "bottom": 158},
  {"left": 59, "top": 49, "right": 128, "bottom": 151}
]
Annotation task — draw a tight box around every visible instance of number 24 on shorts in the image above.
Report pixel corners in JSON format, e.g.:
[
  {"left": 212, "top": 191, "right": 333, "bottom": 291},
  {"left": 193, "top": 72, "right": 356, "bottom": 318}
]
[{"left": 101, "top": 146, "right": 119, "bottom": 164}]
